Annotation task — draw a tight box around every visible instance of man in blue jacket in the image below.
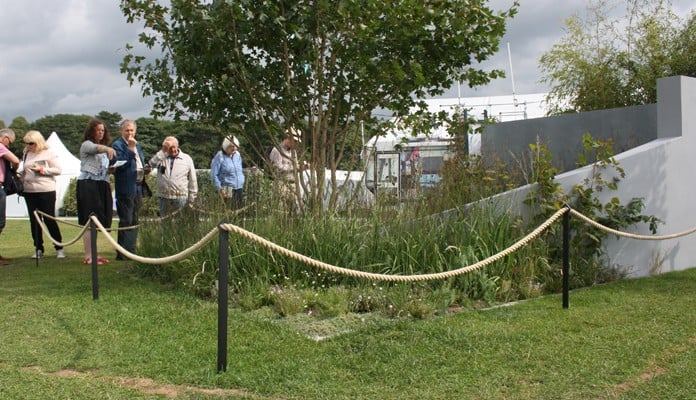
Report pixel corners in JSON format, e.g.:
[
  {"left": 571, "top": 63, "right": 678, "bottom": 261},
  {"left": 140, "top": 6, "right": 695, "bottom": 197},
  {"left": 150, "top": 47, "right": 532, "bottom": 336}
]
[{"left": 112, "top": 119, "right": 148, "bottom": 260}]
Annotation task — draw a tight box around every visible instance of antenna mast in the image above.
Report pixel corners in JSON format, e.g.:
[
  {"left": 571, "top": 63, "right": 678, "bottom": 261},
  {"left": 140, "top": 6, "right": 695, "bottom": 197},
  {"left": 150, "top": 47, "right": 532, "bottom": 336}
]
[{"left": 507, "top": 42, "right": 517, "bottom": 105}]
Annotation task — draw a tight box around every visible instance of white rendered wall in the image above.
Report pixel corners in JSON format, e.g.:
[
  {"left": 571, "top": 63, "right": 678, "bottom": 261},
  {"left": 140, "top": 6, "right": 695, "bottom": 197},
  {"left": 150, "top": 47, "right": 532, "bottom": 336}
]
[{"left": 557, "top": 76, "right": 696, "bottom": 277}]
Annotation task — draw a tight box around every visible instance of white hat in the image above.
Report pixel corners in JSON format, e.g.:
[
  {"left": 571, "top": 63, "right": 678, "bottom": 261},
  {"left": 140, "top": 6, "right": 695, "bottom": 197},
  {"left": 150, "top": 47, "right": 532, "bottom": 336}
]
[{"left": 222, "top": 136, "right": 240, "bottom": 150}]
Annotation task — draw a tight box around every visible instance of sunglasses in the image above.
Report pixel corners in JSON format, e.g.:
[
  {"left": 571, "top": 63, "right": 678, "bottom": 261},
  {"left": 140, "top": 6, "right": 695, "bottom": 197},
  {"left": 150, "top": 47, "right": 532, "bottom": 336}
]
[{"left": 24, "top": 142, "right": 36, "bottom": 145}]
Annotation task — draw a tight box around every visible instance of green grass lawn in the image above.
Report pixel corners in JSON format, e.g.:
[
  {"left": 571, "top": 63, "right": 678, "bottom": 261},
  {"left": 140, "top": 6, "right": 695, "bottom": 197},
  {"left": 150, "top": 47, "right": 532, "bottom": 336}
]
[{"left": 1, "top": 219, "right": 695, "bottom": 399}]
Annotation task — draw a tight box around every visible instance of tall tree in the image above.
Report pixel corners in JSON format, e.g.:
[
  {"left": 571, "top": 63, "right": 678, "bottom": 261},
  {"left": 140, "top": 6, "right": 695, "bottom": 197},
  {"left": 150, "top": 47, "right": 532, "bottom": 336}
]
[
  {"left": 120, "top": 0, "right": 517, "bottom": 213},
  {"left": 9, "top": 116, "right": 30, "bottom": 137},
  {"left": 96, "top": 111, "right": 124, "bottom": 134},
  {"left": 539, "top": 0, "right": 684, "bottom": 114}
]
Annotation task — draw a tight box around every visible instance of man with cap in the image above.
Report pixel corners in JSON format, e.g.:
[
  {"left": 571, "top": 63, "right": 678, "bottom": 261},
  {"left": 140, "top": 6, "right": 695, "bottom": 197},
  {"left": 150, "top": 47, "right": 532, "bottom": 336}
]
[
  {"left": 269, "top": 127, "right": 304, "bottom": 212},
  {"left": 210, "top": 135, "right": 245, "bottom": 208}
]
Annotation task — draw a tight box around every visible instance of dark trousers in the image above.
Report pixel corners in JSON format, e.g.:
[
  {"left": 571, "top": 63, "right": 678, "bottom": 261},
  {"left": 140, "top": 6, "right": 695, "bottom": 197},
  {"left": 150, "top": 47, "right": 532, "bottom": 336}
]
[
  {"left": 225, "top": 188, "right": 244, "bottom": 209},
  {"left": 0, "top": 187, "right": 6, "bottom": 234},
  {"left": 116, "top": 188, "right": 142, "bottom": 257},
  {"left": 24, "top": 191, "right": 63, "bottom": 252}
]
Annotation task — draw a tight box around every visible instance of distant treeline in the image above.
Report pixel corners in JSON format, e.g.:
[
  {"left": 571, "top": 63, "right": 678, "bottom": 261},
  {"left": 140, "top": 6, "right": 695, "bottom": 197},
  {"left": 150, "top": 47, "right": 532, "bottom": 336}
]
[{"left": 1, "top": 111, "right": 268, "bottom": 170}]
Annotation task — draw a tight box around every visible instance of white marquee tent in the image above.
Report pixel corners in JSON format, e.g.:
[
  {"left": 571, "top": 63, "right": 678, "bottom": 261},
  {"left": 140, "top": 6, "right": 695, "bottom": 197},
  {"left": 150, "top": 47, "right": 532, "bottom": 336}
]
[{"left": 6, "top": 132, "right": 81, "bottom": 218}]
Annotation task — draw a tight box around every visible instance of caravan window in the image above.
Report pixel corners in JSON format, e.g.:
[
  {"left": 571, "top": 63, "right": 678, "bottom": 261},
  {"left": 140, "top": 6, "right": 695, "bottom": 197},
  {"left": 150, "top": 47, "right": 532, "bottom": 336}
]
[{"left": 421, "top": 156, "right": 444, "bottom": 174}]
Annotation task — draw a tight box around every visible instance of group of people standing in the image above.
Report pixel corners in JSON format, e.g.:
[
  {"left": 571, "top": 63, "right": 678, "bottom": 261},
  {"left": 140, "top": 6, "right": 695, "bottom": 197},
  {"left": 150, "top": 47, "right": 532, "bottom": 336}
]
[
  {"left": 0, "top": 120, "right": 302, "bottom": 266},
  {"left": 77, "top": 119, "right": 199, "bottom": 265},
  {"left": 0, "top": 119, "right": 201, "bottom": 265}
]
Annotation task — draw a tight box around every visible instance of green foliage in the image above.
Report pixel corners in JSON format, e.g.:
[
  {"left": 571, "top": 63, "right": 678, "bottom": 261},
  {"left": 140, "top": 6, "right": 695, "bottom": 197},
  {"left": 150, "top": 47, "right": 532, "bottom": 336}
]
[
  {"left": 427, "top": 154, "right": 522, "bottom": 212},
  {"left": 540, "top": 0, "right": 687, "bottom": 113},
  {"left": 670, "top": 12, "right": 696, "bottom": 76},
  {"left": 9, "top": 116, "right": 30, "bottom": 135},
  {"left": 55, "top": 126, "right": 659, "bottom": 318},
  {"left": 524, "top": 138, "right": 565, "bottom": 217},
  {"left": 120, "top": 0, "right": 518, "bottom": 213},
  {"left": 60, "top": 178, "right": 77, "bottom": 216},
  {"left": 526, "top": 133, "right": 662, "bottom": 288},
  {"left": 95, "top": 111, "right": 124, "bottom": 134}
]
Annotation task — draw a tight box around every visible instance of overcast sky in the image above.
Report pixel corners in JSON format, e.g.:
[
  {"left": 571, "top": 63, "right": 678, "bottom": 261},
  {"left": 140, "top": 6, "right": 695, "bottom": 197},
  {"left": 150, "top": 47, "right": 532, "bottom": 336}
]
[{"left": 1, "top": 0, "right": 695, "bottom": 125}]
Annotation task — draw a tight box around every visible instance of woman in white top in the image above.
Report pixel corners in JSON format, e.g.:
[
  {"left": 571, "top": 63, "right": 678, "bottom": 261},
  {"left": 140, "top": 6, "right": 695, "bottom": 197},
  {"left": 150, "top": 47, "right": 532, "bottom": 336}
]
[{"left": 20, "top": 130, "right": 64, "bottom": 259}]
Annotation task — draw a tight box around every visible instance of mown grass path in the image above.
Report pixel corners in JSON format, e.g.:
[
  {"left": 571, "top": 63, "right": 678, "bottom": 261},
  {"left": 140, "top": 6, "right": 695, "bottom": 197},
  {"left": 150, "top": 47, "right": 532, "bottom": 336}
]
[{"left": 1, "top": 220, "right": 695, "bottom": 399}]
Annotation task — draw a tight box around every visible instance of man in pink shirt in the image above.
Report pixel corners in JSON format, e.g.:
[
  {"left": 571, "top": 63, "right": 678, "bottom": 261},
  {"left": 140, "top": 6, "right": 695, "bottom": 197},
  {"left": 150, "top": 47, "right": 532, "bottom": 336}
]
[{"left": 0, "top": 128, "right": 20, "bottom": 265}]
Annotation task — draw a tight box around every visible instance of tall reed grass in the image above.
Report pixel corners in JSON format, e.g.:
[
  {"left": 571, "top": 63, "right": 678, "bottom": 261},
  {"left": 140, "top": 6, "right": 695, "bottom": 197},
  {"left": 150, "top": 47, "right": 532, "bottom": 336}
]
[{"left": 133, "top": 170, "right": 557, "bottom": 318}]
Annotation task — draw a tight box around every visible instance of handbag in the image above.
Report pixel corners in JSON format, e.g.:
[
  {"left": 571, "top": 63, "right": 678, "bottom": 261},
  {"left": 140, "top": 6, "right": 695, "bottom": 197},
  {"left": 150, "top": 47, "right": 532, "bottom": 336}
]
[
  {"left": 140, "top": 180, "right": 153, "bottom": 197},
  {"left": 3, "top": 159, "right": 24, "bottom": 196}
]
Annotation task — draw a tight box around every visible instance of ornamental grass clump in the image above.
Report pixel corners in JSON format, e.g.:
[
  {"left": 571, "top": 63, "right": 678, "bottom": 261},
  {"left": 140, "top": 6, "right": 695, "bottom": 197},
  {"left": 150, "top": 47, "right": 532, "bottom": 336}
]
[{"left": 133, "top": 175, "right": 555, "bottom": 318}]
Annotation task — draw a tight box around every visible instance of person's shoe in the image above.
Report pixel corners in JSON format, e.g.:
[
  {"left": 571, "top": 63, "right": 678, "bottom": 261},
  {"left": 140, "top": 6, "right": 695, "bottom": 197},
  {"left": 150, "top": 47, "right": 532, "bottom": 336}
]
[
  {"left": 0, "top": 257, "right": 10, "bottom": 265},
  {"left": 31, "top": 250, "right": 43, "bottom": 259},
  {"left": 83, "top": 258, "right": 107, "bottom": 265},
  {"left": 56, "top": 249, "right": 66, "bottom": 259}
]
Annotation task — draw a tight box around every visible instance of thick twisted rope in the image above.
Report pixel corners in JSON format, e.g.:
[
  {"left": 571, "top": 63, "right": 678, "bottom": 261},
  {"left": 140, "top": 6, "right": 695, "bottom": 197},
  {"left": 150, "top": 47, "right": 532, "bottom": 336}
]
[
  {"left": 89, "top": 205, "right": 186, "bottom": 233},
  {"left": 218, "top": 207, "right": 569, "bottom": 282},
  {"left": 34, "top": 203, "right": 696, "bottom": 282},
  {"left": 33, "top": 210, "right": 89, "bottom": 247},
  {"left": 35, "top": 210, "right": 84, "bottom": 228},
  {"left": 88, "top": 215, "right": 219, "bottom": 264},
  {"left": 568, "top": 208, "right": 696, "bottom": 240}
]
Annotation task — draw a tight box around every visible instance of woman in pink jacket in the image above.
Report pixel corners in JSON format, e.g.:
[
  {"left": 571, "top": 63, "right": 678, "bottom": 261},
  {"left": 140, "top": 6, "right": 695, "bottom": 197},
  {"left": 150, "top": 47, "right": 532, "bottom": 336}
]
[{"left": 20, "top": 130, "right": 64, "bottom": 259}]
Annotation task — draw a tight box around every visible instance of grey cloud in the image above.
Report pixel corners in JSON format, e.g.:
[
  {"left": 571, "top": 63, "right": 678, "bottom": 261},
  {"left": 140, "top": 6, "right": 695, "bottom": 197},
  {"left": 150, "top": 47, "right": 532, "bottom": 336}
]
[
  {"left": 0, "top": 0, "right": 152, "bottom": 124},
  {"left": 2, "top": 0, "right": 695, "bottom": 125}
]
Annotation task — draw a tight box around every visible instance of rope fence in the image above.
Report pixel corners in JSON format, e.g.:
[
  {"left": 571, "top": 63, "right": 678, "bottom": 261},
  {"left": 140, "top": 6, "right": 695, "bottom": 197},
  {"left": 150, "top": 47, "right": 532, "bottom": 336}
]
[
  {"left": 29, "top": 203, "right": 696, "bottom": 372},
  {"left": 34, "top": 205, "right": 696, "bottom": 283},
  {"left": 218, "top": 206, "right": 568, "bottom": 282},
  {"left": 567, "top": 208, "right": 696, "bottom": 240}
]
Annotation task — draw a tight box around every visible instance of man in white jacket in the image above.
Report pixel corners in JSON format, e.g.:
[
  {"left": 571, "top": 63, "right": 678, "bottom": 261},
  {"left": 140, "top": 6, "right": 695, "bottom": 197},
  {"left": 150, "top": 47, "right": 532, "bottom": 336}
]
[{"left": 148, "top": 136, "right": 198, "bottom": 216}]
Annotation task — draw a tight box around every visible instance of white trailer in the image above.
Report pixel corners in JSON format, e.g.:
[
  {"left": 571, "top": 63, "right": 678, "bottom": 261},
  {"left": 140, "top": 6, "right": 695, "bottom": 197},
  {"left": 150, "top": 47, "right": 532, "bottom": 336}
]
[{"left": 362, "top": 126, "right": 480, "bottom": 198}]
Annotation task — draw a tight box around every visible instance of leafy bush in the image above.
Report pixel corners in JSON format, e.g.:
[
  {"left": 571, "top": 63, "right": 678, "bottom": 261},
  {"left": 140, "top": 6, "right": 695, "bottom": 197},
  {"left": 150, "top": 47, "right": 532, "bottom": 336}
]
[{"left": 525, "top": 133, "right": 661, "bottom": 288}]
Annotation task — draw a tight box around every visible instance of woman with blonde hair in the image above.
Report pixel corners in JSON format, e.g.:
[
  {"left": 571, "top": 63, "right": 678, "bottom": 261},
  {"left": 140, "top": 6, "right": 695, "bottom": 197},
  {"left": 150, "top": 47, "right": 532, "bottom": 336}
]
[{"left": 20, "top": 130, "right": 65, "bottom": 259}]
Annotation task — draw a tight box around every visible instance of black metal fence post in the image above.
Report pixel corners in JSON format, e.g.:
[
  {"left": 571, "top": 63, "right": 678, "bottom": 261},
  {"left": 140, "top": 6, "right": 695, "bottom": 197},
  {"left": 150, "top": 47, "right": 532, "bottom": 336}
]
[
  {"left": 217, "top": 225, "right": 229, "bottom": 373},
  {"left": 562, "top": 207, "right": 570, "bottom": 309},
  {"left": 90, "top": 216, "right": 99, "bottom": 301}
]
